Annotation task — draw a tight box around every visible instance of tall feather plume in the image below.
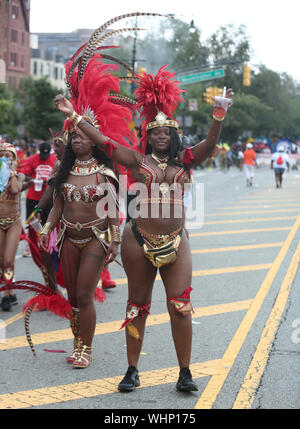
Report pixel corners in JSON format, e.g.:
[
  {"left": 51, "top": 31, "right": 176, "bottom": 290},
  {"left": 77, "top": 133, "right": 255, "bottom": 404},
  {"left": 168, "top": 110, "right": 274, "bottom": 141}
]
[
  {"left": 78, "top": 12, "right": 167, "bottom": 82},
  {"left": 79, "top": 27, "right": 144, "bottom": 80}
]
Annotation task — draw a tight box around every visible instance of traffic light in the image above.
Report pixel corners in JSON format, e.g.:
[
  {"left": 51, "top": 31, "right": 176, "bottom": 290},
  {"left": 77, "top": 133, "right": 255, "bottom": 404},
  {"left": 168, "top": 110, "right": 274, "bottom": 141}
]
[
  {"left": 202, "top": 87, "right": 214, "bottom": 104},
  {"left": 202, "top": 87, "right": 223, "bottom": 104},
  {"left": 137, "top": 65, "right": 147, "bottom": 75},
  {"left": 243, "top": 65, "right": 251, "bottom": 86}
]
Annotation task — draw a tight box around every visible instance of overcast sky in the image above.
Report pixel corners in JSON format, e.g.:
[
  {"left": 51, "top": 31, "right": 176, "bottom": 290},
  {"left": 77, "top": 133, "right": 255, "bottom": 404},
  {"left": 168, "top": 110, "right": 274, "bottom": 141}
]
[{"left": 30, "top": 0, "right": 300, "bottom": 83}]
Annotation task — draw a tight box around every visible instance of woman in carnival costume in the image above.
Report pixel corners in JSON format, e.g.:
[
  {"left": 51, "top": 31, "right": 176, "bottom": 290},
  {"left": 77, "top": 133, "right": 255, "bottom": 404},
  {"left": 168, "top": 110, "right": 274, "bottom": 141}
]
[
  {"left": 55, "top": 47, "right": 233, "bottom": 388},
  {"left": 0, "top": 142, "right": 25, "bottom": 311}
]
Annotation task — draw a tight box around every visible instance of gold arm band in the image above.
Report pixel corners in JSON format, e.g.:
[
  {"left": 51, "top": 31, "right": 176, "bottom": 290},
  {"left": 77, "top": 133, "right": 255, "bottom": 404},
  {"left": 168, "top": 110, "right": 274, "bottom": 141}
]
[
  {"left": 68, "top": 111, "right": 83, "bottom": 126},
  {"left": 40, "top": 222, "right": 53, "bottom": 235},
  {"left": 110, "top": 225, "right": 121, "bottom": 243}
]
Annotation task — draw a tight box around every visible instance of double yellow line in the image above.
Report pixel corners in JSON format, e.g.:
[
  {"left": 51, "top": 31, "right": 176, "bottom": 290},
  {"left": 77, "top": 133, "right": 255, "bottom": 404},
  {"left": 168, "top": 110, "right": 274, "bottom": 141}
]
[{"left": 194, "top": 213, "right": 300, "bottom": 409}]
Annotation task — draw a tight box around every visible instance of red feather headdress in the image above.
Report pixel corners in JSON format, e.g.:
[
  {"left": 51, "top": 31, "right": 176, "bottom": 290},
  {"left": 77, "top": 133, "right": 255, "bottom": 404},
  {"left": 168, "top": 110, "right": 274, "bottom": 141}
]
[{"left": 134, "top": 65, "right": 186, "bottom": 151}]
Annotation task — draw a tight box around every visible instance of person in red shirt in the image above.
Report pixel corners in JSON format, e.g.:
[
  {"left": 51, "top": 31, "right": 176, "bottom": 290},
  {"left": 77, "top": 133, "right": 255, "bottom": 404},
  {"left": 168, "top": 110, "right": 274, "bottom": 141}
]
[{"left": 20, "top": 142, "right": 57, "bottom": 224}]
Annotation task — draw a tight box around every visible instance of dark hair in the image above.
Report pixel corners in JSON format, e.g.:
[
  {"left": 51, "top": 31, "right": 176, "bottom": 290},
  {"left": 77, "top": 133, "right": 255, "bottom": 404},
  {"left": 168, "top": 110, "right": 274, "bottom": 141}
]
[
  {"left": 53, "top": 134, "right": 114, "bottom": 191},
  {"left": 145, "top": 126, "right": 185, "bottom": 169}
]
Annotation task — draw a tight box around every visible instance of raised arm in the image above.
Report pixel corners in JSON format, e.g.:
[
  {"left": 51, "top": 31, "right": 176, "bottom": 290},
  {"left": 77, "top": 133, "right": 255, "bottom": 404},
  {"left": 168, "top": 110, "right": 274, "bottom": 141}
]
[
  {"left": 54, "top": 95, "right": 142, "bottom": 171},
  {"left": 179, "top": 88, "right": 233, "bottom": 166}
]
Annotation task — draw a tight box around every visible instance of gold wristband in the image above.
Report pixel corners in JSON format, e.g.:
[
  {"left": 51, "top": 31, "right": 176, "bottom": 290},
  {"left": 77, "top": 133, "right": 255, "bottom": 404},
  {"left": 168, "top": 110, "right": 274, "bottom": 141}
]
[
  {"left": 40, "top": 222, "right": 53, "bottom": 235},
  {"left": 110, "top": 225, "right": 121, "bottom": 244},
  {"left": 68, "top": 111, "right": 83, "bottom": 126}
]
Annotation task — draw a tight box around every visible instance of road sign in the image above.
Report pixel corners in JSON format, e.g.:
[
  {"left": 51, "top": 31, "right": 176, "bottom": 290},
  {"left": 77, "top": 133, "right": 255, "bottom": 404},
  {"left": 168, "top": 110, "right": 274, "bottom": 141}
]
[{"left": 178, "top": 68, "right": 225, "bottom": 85}]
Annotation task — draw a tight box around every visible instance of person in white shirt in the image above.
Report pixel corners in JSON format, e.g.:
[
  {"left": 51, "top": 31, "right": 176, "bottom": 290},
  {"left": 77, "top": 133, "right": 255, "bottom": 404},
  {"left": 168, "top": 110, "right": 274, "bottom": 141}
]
[{"left": 271, "top": 147, "right": 290, "bottom": 188}]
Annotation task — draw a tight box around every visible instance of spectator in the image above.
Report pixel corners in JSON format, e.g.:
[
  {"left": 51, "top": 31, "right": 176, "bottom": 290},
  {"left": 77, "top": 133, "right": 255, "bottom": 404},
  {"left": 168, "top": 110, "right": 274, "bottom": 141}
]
[
  {"left": 271, "top": 146, "right": 290, "bottom": 188},
  {"left": 243, "top": 143, "right": 257, "bottom": 186}
]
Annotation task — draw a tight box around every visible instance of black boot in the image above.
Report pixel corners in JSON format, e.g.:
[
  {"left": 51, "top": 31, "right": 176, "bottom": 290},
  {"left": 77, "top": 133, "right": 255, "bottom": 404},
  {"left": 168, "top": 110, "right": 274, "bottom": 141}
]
[
  {"left": 118, "top": 366, "right": 140, "bottom": 392},
  {"left": 176, "top": 367, "right": 198, "bottom": 392},
  {"left": 1, "top": 296, "right": 12, "bottom": 311}
]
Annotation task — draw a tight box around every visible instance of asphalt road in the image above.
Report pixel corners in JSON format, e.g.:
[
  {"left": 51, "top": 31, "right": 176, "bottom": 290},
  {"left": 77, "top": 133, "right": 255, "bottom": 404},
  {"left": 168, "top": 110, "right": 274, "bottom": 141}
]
[{"left": 0, "top": 164, "right": 300, "bottom": 412}]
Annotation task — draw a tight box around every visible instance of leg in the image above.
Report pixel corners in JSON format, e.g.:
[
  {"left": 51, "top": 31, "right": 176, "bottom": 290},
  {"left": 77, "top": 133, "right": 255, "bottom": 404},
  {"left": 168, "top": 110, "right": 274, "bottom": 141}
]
[
  {"left": 75, "top": 238, "right": 106, "bottom": 347},
  {"left": 121, "top": 223, "right": 157, "bottom": 368},
  {"left": 118, "top": 223, "right": 157, "bottom": 391},
  {"left": 159, "top": 231, "right": 198, "bottom": 391},
  {"left": 59, "top": 238, "right": 82, "bottom": 363},
  {"left": 1, "top": 219, "right": 22, "bottom": 310},
  {"left": 159, "top": 231, "right": 193, "bottom": 369}
]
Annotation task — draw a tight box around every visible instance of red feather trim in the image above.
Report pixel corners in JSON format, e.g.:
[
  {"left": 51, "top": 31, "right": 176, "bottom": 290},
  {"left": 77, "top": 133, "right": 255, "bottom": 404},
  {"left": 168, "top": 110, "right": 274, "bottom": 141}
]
[
  {"left": 22, "top": 294, "right": 72, "bottom": 319},
  {"left": 183, "top": 148, "right": 195, "bottom": 167},
  {"left": 94, "top": 287, "right": 107, "bottom": 303}
]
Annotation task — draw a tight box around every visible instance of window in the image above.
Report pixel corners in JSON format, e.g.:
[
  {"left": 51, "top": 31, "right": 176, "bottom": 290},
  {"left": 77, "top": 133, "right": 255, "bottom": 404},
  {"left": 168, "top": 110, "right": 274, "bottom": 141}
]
[
  {"left": 11, "top": 4, "right": 18, "bottom": 19},
  {"left": 45, "top": 63, "right": 50, "bottom": 76},
  {"left": 10, "top": 53, "right": 17, "bottom": 67},
  {"left": 22, "top": 32, "right": 25, "bottom": 45},
  {"left": 40, "top": 63, "right": 43, "bottom": 74},
  {"left": 33, "top": 61, "right": 37, "bottom": 75},
  {"left": 54, "top": 67, "right": 58, "bottom": 79},
  {"left": 21, "top": 55, "right": 24, "bottom": 68},
  {"left": 11, "top": 29, "right": 18, "bottom": 43}
]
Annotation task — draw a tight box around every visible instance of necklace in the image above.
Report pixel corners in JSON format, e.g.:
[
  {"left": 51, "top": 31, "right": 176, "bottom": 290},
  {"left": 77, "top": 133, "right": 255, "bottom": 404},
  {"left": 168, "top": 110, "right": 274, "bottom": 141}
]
[
  {"left": 151, "top": 153, "right": 170, "bottom": 195},
  {"left": 151, "top": 153, "right": 169, "bottom": 175},
  {"left": 71, "top": 157, "right": 100, "bottom": 176}
]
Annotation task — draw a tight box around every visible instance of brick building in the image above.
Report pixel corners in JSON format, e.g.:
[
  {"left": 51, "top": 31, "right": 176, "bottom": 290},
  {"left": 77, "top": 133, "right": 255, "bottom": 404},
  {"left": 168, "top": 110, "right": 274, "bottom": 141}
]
[{"left": 0, "top": 0, "right": 30, "bottom": 89}]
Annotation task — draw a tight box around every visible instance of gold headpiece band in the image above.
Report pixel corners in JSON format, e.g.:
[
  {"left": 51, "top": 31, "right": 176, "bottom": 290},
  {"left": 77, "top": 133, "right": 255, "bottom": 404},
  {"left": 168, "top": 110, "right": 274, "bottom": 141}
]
[{"left": 146, "top": 111, "right": 179, "bottom": 132}]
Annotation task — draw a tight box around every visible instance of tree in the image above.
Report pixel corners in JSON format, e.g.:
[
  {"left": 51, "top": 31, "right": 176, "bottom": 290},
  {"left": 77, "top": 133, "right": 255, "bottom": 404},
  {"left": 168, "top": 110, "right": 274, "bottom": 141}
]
[
  {"left": 0, "top": 84, "right": 21, "bottom": 138},
  {"left": 16, "top": 77, "right": 64, "bottom": 140}
]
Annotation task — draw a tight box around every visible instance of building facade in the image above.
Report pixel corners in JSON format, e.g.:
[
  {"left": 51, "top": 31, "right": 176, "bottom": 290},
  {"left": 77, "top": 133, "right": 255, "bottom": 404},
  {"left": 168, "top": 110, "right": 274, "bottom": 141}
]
[{"left": 0, "top": 0, "right": 30, "bottom": 89}]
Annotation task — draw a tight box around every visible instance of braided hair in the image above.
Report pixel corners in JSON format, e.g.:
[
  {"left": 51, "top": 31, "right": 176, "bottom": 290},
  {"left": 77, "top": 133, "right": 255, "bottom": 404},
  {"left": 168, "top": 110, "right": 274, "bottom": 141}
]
[{"left": 53, "top": 133, "right": 114, "bottom": 191}]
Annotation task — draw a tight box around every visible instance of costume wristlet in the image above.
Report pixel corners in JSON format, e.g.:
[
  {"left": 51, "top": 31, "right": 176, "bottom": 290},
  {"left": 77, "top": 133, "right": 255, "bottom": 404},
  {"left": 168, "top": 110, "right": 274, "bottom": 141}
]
[
  {"left": 40, "top": 222, "right": 53, "bottom": 235},
  {"left": 110, "top": 224, "right": 121, "bottom": 243},
  {"left": 68, "top": 110, "right": 83, "bottom": 126}
]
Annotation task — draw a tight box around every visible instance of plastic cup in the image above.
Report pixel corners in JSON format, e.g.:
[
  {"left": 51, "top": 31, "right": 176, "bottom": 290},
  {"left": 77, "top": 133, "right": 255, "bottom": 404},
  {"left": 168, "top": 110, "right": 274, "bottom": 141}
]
[
  {"left": 29, "top": 217, "right": 42, "bottom": 233},
  {"left": 213, "top": 105, "right": 227, "bottom": 121},
  {"left": 33, "top": 178, "right": 43, "bottom": 191}
]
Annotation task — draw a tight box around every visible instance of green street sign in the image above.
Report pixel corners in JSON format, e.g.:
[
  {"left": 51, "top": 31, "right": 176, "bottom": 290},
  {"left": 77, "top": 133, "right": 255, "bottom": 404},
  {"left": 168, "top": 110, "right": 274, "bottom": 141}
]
[{"left": 178, "top": 68, "right": 225, "bottom": 84}]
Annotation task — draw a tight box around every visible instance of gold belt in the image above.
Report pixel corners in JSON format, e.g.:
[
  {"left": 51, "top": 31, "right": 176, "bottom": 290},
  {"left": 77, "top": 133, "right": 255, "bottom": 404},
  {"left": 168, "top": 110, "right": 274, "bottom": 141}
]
[
  {"left": 137, "top": 224, "right": 182, "bottom": 247},
  {"left": 138, "top": 197, "right": 184, "bottom": 205},
  {"left": 62, "top": 215, "right": 104, "bottom": 232}
]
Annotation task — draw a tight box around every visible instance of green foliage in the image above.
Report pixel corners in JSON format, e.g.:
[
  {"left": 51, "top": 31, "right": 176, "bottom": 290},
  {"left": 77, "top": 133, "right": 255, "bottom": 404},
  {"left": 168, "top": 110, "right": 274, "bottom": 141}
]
[
  {"left": 15, "top": 77, "right": 64, "bottom": 139},
  {"left": 0, "top": 84, "right": 21, "bottom": 138}
]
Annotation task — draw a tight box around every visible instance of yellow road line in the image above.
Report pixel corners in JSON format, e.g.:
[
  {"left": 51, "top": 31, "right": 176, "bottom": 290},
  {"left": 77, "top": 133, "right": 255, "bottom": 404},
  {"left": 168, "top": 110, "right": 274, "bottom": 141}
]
[
  {"left": 0, "top": 299, "right": 252, "bottom": 351},
  {"left": 204, "top": 216, "right": 296, "bottom": 225},
  {"left": 0, "top": 359, "right": 223, "bottom": 409},
  {"left": 3, "top": 313, "right": 24, "bottom": 327},
  {"left": 238, "top": 199, "right": 299, "bottom": 203},
  {"left": 194, "top": 212, "right": 300, "bottom": 409},
  {"left": 232, "top": 239, "right": 300, "bottom": 409},
  {"left": 206, "top": 208, "right": 300, "bottom": 217},
  {"left": 189, "top": 226, "right": 291, "bottom": 237},
  {"left": 192, "top": 243, "right": 283, "bottom": 254},
  {"left": 217, "top": 204, "right": 300, "bottom": 210},
  {"left": 112, "top": 263, "right": 271, "bottom": 285}
]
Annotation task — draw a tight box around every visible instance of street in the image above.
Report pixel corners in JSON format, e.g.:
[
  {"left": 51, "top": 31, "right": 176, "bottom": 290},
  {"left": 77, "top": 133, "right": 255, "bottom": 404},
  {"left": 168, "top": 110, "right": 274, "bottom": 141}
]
[{"left": 0, "top": 165, "right": 300, "bottom": 410}]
